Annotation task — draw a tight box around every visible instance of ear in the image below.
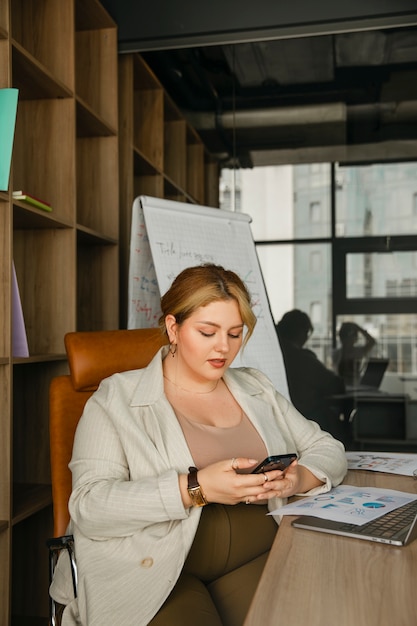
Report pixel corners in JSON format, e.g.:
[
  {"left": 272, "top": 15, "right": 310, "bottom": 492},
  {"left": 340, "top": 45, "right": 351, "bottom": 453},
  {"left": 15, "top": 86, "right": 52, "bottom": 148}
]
[{"left": 165, "top": 314, "right": 178, "bottom": 343}]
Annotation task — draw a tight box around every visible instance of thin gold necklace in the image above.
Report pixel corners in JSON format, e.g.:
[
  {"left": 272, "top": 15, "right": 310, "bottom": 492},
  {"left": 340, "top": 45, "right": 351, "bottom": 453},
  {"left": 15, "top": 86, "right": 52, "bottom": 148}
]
[{"left": 163, "top": 375, "right": 220, "bottom": 394}]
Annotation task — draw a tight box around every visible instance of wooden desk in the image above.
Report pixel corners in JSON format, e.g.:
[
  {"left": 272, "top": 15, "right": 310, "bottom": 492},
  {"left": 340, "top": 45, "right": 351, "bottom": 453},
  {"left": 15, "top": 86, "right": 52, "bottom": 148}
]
[{"left": 245, "top": 470, "right": 417, "bottom": 626}]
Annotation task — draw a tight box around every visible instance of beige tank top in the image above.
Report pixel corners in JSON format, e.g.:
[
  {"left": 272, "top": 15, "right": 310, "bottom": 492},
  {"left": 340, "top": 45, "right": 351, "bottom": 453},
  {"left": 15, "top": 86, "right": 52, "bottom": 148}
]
[{"left": 176, "top": 409, "right": 268, "bottom": 471}]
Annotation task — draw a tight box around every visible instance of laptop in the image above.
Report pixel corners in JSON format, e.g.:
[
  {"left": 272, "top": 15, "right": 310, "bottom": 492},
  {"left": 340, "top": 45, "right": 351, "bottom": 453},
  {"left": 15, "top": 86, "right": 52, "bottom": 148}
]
[
  {"left": 347, "top": 358, "right": 389, "bottom": 393},
  {"left": 360, "top": 358, "right": 389, "bottom": 389},
  {"left": 292, "top": 498, "right": 417, "bottom": 546}
]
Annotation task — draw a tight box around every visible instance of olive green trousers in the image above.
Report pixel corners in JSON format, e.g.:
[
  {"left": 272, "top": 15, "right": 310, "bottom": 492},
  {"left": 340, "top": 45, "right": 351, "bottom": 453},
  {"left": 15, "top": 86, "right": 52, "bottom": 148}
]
[{"left": 149, "top": 503, "right": 277, "bottom": 626}]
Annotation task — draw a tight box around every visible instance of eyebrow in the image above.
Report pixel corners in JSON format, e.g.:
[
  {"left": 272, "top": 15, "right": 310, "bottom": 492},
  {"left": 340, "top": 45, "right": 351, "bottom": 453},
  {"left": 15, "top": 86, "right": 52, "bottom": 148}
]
[{"left": 196, "top": 320, "right": 244, "bottom": 330}]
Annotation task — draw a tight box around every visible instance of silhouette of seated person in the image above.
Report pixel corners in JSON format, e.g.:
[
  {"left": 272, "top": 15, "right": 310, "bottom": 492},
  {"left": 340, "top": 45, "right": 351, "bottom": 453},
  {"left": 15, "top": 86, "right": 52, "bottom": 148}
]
[
  {"left": 333, "top": 322, "right": 376, "bottom": 387},
  {"left": 276, "top": 310, "right": 345, "bottom": 436}
]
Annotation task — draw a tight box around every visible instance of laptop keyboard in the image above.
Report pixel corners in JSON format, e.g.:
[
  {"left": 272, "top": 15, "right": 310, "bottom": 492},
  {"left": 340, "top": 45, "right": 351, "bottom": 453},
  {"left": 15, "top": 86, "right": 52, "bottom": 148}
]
[{"left": 339, "top": 499, "right": 417, "bottom": 539}]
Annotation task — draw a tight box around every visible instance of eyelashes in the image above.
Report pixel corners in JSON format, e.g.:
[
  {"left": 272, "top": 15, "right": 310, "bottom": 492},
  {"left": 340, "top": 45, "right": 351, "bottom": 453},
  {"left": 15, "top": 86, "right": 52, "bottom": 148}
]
[{"left": 200, "top": 331, "right": 242, "bottom": 339}]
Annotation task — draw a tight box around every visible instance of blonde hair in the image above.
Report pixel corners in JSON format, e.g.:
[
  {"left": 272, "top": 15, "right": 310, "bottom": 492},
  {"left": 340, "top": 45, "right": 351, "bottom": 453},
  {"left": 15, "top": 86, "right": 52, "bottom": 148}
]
[{"left": 159, "top": 264, "right": 256, "bottom": 347}]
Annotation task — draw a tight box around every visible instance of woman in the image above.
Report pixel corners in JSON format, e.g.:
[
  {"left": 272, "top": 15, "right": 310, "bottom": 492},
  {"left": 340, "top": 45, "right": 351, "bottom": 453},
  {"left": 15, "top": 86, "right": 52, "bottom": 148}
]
[
  {"left": 52, "top": 264, "right": 347, "bottom": 626},
  {"left": 276, "top": 309, "right": 345, "bottom": 430},
  {"left": 333, "top": 321, "right": 376, "bottom": 386}
]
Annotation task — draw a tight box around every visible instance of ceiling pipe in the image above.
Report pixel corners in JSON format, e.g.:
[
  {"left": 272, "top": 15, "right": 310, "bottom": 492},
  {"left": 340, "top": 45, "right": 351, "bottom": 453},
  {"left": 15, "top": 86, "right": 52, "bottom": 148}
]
[{"left": 183, "top": 100, "right": 417, "bottom": 131}]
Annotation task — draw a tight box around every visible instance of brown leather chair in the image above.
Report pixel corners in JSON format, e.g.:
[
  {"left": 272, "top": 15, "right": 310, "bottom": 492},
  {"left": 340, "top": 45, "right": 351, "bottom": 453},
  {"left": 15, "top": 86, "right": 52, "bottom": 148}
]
[{"left": 47, "top": 328, "right": 167, "bottom": 624}]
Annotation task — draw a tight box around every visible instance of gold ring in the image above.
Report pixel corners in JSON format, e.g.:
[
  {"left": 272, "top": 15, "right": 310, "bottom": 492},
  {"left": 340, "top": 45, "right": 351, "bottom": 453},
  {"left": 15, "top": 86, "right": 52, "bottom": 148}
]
[
  {"left": 263, "top": 473, "right": 269, "bottom": 482},
  {"left": 231, "top": 458, "right": 238, "bottom": 470}
]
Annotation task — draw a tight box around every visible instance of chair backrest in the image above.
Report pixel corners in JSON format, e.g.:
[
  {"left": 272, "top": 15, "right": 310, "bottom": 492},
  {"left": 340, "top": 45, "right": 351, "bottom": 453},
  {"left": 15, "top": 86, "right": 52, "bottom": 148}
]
[{"left": 49, "top": 328, "right": 167, "bottom": 537}]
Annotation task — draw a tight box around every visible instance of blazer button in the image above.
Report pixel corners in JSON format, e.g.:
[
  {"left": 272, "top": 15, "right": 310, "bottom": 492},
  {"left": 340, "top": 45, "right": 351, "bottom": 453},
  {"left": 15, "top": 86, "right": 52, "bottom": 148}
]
[{"left": 140, "top": 557, "right": 154, "bottom": 568}]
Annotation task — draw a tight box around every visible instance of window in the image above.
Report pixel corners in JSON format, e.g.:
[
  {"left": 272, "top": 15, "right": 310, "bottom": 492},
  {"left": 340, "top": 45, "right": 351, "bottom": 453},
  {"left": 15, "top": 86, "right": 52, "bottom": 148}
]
[
  {"left": 346, "top": 251, "right": 417, "bottom": 299},
  {"left": 335, "top": 162, "right": 417, "bottom": 237},
  {"left": 335, "top": 314, "right": 417, "bottom": 375},
  {"left": 310, "top": 250, "right": 322, "bottom": 272},
  {"left": 220, "top": 160, "right": 417, "bottom": 377},
  {"left": 310, "top": 301, "right": 322, "bottom": 324},
  {"left": 309, "top": 201, "right": 321, "bottom": 223}
]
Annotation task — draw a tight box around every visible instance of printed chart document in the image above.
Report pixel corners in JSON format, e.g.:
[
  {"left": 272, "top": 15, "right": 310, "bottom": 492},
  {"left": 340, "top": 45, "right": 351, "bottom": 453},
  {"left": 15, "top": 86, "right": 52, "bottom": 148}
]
[
  {"left": 0, "top": 88, "right": 19, "bottom": 191},
  {"left": 270, "top": 485, "right": 417, "bottom": 525},
  {"left": 346, "top": 451, "right": 417, "bottom": 477}
]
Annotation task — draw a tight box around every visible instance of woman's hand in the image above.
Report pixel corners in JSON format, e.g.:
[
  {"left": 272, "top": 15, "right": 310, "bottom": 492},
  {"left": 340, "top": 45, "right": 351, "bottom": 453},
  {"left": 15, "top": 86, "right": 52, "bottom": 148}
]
[
  {"left": 250, "top": 459, "right": 323, "bottom": 503},
  {"left": 180, "top": 457, "right": 324, "bottom": 507},
  {"left": 196, "top": 457, "right": 263, "bottom": 505}
]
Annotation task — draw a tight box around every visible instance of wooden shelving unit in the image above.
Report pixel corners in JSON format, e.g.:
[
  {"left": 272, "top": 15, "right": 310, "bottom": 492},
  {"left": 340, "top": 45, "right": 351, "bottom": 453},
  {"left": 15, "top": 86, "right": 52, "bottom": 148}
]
[
  {"left": 1, "top": 0, "right": 119, "bottom": 623},
  {"left": 0, "top": 1, "right": 219, "bottom": 623}
]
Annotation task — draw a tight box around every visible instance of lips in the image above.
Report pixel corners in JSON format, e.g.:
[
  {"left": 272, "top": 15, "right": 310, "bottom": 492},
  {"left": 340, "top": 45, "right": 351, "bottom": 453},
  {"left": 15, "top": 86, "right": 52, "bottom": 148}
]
[{"left": 208, "top": 359, "right": 226, "bottom": 368}]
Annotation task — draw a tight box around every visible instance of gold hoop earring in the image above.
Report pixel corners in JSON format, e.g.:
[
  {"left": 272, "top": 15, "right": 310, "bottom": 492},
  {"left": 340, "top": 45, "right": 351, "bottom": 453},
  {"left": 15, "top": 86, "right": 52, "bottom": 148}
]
[{"left": 169, "top": 342, "right": 177, "bottom": 357}]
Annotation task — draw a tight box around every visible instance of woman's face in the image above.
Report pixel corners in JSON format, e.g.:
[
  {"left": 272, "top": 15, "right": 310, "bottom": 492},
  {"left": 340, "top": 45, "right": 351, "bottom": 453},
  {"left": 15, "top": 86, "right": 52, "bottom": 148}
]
[{"left": 166, "top": 299, "right": 244, "bottom": 383}]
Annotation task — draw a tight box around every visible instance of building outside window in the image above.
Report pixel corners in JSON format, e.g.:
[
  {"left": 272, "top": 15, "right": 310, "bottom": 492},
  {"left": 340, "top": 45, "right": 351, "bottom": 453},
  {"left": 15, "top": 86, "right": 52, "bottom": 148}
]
[
  {"left": 219, "top": 161, "right": 417, "bottom": 383},
  {"left": 309, "top": 201, "right": 321, "bottom": 223}
]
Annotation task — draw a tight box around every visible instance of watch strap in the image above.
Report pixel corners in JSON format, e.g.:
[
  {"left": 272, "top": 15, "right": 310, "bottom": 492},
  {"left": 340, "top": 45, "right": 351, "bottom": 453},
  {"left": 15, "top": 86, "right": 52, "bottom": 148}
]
[
  {"left": 188, "top": 466, "right": 200, "bottom": 489},
  {"left": 187, "top": 466, "right": 208, "bottom": 507}
]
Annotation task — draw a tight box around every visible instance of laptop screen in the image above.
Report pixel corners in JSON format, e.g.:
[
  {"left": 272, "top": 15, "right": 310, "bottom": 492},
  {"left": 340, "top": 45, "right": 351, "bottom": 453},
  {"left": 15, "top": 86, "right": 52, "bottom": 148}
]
[{"left": 360, "top": 358, "right": 389, "bottom": 388}]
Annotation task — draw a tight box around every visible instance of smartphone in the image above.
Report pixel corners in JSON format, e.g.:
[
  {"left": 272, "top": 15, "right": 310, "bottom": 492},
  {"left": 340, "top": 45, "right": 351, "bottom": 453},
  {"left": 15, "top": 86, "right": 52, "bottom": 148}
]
[{"left": 251, "top": 453, "right": 297, "bottom": 474}]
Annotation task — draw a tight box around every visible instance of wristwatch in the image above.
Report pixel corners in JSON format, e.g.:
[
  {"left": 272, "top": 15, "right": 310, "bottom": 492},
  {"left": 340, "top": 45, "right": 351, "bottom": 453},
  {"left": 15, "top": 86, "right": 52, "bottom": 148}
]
[{"left": 187, "top": 466, "right": 208, "bottom": 507}]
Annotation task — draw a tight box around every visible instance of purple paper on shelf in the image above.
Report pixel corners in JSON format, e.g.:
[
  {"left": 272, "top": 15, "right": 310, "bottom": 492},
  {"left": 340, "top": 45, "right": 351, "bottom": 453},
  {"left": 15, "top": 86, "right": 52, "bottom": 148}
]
[{"left": 12, "top": 262, "right": 29, "bottom": 357}]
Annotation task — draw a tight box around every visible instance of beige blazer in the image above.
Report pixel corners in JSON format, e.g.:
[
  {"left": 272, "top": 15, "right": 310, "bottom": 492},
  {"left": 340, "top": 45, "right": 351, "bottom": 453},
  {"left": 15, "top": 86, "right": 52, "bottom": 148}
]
[{"left": 52, "top": 347, "right": 347, "bottom": 625}]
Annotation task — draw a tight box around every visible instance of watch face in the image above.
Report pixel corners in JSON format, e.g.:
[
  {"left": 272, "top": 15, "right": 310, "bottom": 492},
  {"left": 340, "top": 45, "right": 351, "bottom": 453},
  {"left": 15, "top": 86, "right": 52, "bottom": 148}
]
[{"left": 189, "top": 487, "right": 207, "bottom": 507}]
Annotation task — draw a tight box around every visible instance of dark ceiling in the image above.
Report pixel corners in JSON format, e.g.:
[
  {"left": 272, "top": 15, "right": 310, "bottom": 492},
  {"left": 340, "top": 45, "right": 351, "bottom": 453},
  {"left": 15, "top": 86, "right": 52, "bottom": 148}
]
[
  {"left": 142, "top": 29, "right": 417, "bottom": 167},
  {"left": 100, "top": 2, "right": 417, "bottom": 168}
]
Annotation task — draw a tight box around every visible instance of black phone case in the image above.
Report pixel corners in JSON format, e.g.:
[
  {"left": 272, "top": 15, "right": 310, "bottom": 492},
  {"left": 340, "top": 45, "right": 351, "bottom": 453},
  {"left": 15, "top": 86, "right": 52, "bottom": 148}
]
[{"left": 251, "top": 454, "right": 297, "bottom": 473}]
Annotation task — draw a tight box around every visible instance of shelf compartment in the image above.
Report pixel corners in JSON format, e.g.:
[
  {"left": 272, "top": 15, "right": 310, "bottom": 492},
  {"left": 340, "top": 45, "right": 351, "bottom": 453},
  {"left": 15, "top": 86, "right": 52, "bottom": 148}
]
[
  {"left": 187, "top": 139, "right": 205, "bottom": 205},
  {"left": 13, "top": 98, "right": 76, "bottom": 225},
  {"left": 13, "top": 360, "right": 69, "bottom": 486},
  {"left": 0, "top": 192, "right": 11, "bottom": 359},
  {"left": 77, "top": 224, "right": 117, "bottom": 245},
  {"left": 13, "top": 201, "right": 73, "bottom": 230},
  {"left": 12, "top": 505, "right": 52, "bottom": 621},
  {"left": 13, "top": 354, "right": 67, "bottom": 365},
  {"left": 76, "top": 96, "right": 117, "bottom": 138},
  {"left": 133, "top": 82, "right": 164, "bottom": 171},
  {"left": 75, "top": 27, "right": 118, "bottom": 130},
  {"left": 75, "top": 0, "right": 115, "bottom": 31},
  {"left": 133, "top": 148, "right": 163, "bottom": 177},
  {"left": 76, "top": 135, "right": 119, "bottom": 238},
  {"left": 0, "top": 1, "right": 8, "bottom": 36},
  {"left": 133, "top": 149, "right": 164, "bottom": 198},
  {"left": 11, "top": 0, "right": 74, "bottom": 91},
  {"left": 12, "top": 484, "right": 52, "bottom": 525},
  {"left": 13, "top": 228, "right": 76, "bottom": 355},
  {"left": 0, "top": 39, "right": 9, "bottom": 89},
  {"left": 163, "top": 172, "right": 191, "bottom": 203},
  {"left": 164, "top": 118, "right": 187, "bottom": 191},
  {"left": 204, "top": 156, "right": 220, "bottom": 208},
  {"left": 134, "top": 173, "right": 165, "bottom": 200},
  {"left": 0, "top": 365, "right": 11, "bottom": 520},
  {"left": 12, "top": 42, "right": 73, "bottom": 100},
  {"left": 77, "top": 242, "right": 119, "bottom": 331},
  {"left": 0, "top": 528, "right": 10, "bottom": 625}
]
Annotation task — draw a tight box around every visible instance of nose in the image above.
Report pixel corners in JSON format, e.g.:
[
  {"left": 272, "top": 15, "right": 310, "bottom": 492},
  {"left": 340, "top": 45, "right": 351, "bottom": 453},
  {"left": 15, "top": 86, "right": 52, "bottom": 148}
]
[{"left": 215, "top": 333, "right": 230, "bottom": 354}]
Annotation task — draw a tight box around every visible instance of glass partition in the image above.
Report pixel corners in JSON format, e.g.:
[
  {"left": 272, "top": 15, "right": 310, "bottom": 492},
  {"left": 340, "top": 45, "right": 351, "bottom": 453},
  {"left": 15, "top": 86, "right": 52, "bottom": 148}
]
[
  {"left": 335, "top": 162, "right": 417, "bottom": 237},
  {"left": 346, "top": 251, "right": 417, "bottom": 299},
  {"left": 220, "top": 161, "right": 417, "bottom": 379}
]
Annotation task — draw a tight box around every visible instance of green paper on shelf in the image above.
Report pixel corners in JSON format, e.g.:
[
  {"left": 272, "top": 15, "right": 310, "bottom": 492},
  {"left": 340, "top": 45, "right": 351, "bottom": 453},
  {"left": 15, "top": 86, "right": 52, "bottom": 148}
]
[{"left": 0, "top": 88, "right": 19, "bottom": 191}]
